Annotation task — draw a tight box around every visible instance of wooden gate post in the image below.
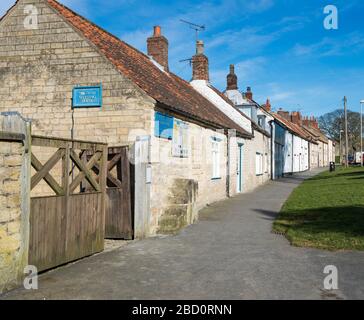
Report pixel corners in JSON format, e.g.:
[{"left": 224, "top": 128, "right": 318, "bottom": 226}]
[
  {"left": 99, "top": 145, "right": 108, "bottom": 246},
  {"left": 61, "top": 142, "right": 71, "bottom": 257},
  {"left": 133, "top": 136, "right": 151, "bottom": 239}
]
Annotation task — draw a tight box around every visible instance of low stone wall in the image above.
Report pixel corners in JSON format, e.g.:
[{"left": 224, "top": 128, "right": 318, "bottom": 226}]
[
  {"left": 0, "top": 113, "right": 31, "bottom": 294},
  {"left": 0, "top": 140, "right": 23, "bottom": 293}
]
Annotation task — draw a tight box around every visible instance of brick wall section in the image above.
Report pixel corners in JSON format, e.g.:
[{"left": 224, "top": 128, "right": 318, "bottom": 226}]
[
  {"left": 0, "top": 0, "right": 155, "bottom": 146},
  {"left": 0, "top": 140, "right": 24, "bottom": 293},
  {"left": 192, "top": 55, "right": 209, "bottom": 81}
]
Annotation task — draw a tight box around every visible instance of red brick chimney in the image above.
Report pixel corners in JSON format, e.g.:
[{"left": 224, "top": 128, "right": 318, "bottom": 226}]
[
  {"left": 277, "top": 109, "right": 290, "bottom": 120},
  {"left": 226, "top": 64, "right": 238, "bottom": 90},
  {"left": 192, "top": 40, "right": 209, "bottom": 81},
  {"left": 147, "top": 26, "right": 169, "bottom": 71},
  {"left": 245, "top": 86, "right": 253, "bottom": 100},
  {"left": 310, "top": 116, "right": 319, "bottom": 129},
  {"left": 264, "top": 98, "right": 271, "bottom": 112},
  {"left": 302, "top": 116, "right": 310, "bottom": 127},
  {"left": 290, "top": 111, "right": 302, "bottom": 126}
]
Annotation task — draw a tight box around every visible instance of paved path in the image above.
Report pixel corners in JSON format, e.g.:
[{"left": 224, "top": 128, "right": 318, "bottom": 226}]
[{"left": 3, "top": 168, "right": 364, "bottom": 300}]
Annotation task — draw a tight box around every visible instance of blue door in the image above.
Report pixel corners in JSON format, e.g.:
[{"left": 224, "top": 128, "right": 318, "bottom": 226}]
[{"left": 274, "top": 143, "right": 284, "bottom": 179}]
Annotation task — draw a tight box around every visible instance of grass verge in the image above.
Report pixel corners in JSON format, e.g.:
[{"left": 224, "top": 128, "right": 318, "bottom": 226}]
[{"left": 273, "top": 166, "right": 364, "bottom": 251}]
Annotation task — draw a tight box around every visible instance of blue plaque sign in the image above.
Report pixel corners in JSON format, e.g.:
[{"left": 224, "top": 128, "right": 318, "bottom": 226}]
[{"left": 72, "top": 85, "right": 102, "bottom": 108}]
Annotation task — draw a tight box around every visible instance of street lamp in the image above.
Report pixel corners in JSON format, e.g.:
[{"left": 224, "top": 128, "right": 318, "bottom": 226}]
[
  {"left": 340, "top": 129, "right": 344, "bottom": 165},
  {"left": 360, "top": 100, "right": 364, "bottom": 166}
]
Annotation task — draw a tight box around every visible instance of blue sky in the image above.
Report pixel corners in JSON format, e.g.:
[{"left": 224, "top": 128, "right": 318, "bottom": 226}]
[{"left": 1, "top": 0, "right": 364, "bottom": 116}]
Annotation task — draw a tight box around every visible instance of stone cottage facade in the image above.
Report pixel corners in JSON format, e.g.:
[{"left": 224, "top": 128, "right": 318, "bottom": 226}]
[
  {"left": 0, "top": 0, "right": 252, "bottom": 237},
  {"left": 223, "top": 67, "right": 272, "bottom": 190}
]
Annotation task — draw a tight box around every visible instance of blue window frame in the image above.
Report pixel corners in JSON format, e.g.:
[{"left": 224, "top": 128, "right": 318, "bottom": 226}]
[{"left": 154, "top": 112, "right": 174, "bottom": 140}]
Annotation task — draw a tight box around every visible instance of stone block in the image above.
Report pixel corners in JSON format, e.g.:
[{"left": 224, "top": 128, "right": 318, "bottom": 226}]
[{"left": 4, "top": 154, "right": 22, "bottom": 167}]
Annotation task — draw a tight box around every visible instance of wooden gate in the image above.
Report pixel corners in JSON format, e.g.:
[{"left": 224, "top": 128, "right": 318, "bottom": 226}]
[
  {"left": 29, "top": 136, "right": 107, "bottom": 272},
  {"left": 85, "top": 147, "right": 133, "bottom": 239}
]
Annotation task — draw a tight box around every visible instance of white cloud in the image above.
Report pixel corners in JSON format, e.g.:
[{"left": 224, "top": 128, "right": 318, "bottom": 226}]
[
  {"left": 292, "top": 32, "right": 364, "bottom": 57},
  {"left": 246, "top": 0, "right": 274, "bottom": 12}
]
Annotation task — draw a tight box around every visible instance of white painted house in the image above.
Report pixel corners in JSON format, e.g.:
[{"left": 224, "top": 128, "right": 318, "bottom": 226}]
[
  {"left": 272, "top": 111, "right": 311, "bottom": 174},
  {"left": 189, "top": 44, "right": 256, "bottom": 196},
  {"left": 223, "top": 65, "right": 273, "bottom": 191}
]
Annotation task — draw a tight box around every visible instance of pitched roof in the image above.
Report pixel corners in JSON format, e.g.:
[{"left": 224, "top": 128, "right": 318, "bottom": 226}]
[
  {"left": 302, "top": 125, "right": 328, "bottom": 143},
  {"left": 272, "top": 112, "right": 313, "bottom": 142},
  {"left": 190, "top": 80, "right": 252, "bottom": 133},
  {"left": 220, "top": 88, "right": 271, "bottom": 137},
  {"left": 41, "top": 0, "right": 251, "bottom": 137}
]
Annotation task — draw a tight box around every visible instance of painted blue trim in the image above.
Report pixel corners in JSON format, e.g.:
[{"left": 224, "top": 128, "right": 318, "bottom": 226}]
[
  {"left": 72, "top": 84, "right": 102, "bottom": 108},
  {"left": 154, "top": 111, "right": 174, "bottom": 140}
]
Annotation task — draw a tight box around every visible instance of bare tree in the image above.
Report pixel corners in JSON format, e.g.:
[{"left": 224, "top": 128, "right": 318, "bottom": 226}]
[{"left": 318, "top": 109, "right": 361, "bottom": 154}]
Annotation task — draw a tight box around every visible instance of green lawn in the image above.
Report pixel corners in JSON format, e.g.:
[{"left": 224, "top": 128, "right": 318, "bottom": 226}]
[{"left": 273, "top": 167, "right": 364, "bottom": 251}]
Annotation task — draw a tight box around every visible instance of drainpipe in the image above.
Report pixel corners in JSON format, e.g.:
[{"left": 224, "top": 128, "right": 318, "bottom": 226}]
[
  {"left": 308, "top": 142, "right": 311, "bottom": 171},
  {"left": 270, "top": 120, "right": 274, "bottom": 180},
  {"left": 291, "top": 134, "right": 294, "bottom": 174},
  {"left": 226, "top": 131, "right": 230, "bottom": 198}
]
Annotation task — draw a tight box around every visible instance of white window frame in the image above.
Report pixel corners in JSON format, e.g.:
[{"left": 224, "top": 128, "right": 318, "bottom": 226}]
[
  {"left": 256, "top": 152, "right": 263, "bottom": 176},
  {"left": 211, "top": 137, "right": 221, "bottom": 179},
  {"left": 265, "top": 153, "right": 268, "bottom": 173}
]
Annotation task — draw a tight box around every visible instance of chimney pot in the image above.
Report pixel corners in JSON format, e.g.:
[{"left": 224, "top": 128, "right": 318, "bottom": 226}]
[
  {"left": 154, "top": 26, "right": 161, "bottom": 36},
  {"left": 196, "top": 40, "right": 204, "bottom": 55}
]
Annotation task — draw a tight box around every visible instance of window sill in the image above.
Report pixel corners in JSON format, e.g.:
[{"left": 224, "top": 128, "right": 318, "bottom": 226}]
[{"left": 211, "top": 177, "right": 222, "bottom": 181}]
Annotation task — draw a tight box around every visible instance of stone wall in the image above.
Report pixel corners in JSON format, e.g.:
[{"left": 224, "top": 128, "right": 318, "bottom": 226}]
[
  {"left": 241, "top": 130, "right": 271, "bottom": 192},
  {"left": 0, "top": 0, "right": 154, "bottom": 146},
  {"left": 150, "top": 112, "right": 228, "bottom": 235},
  {"left": 318, "top": 141, "right": 324, "bottom": 167},
  {"left": 310, "top": 142, "right": 319, "bottom": 169},
  {"left": 0, "top": 113, "right": 31, "bottom": 294},
  {"left": 0, "top": 0, "right": 155, "bottom": 197}
]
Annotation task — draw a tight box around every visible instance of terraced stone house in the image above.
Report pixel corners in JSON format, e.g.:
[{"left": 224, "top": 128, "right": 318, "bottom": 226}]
[{"left": 0, "top": 0, "right": 253, "bottom": 238}]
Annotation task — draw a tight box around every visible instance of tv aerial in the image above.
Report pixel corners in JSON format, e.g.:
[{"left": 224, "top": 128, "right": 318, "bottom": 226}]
[
  {"left": 180, "top": 19, "right": 205, "bottom": 42},
  {"left": 179, "top": 19, "right": 206, "bottom": 67}
]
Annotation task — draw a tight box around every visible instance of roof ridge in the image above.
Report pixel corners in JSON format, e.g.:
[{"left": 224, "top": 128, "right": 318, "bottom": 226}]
[
  {"left": 0, "top": 0, "right": 19, "bottom": 24},
  {"left": 44, "top": 0, "right": 252, "bottom": 137}
]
